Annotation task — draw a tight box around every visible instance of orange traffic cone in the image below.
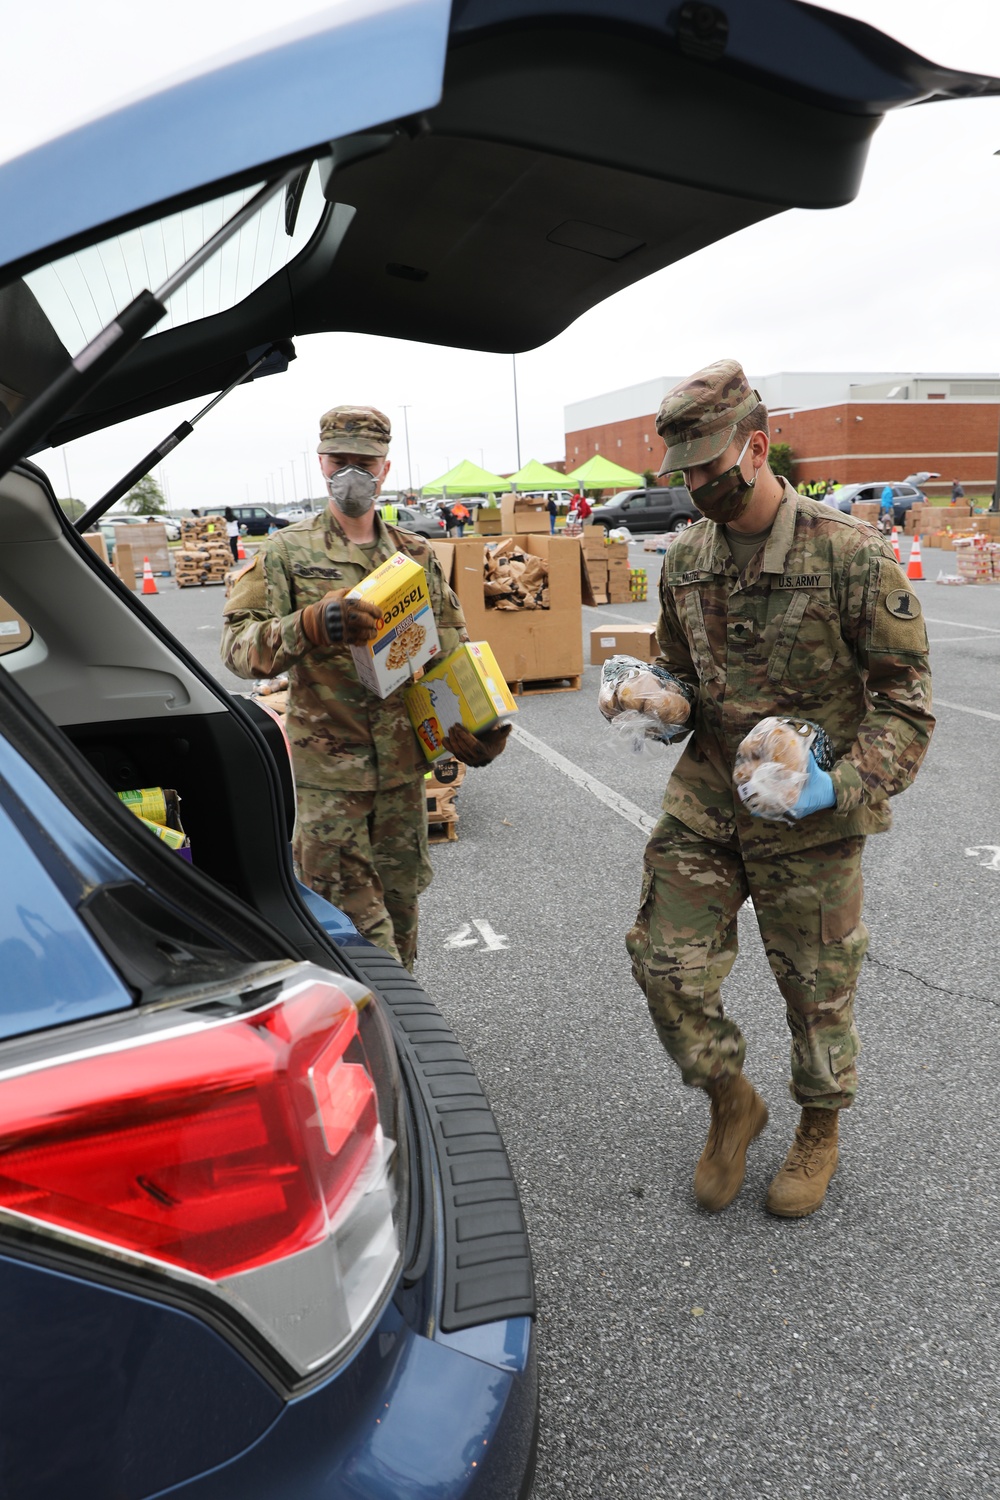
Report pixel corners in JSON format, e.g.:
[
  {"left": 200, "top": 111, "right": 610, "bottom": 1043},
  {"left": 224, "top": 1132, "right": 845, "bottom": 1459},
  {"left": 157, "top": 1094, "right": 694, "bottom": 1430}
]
[
  {"left": 906, "top": 534, "right": 924, "bottom": 582},
  {"left": 237, "top": 534, "right": 246, "bottom": 560},
  {"left": 890, "top": 525, "right": 901, "bottom": 562},
  {"left": 141, "top": 555, "right": 158, "bottom": 595}
]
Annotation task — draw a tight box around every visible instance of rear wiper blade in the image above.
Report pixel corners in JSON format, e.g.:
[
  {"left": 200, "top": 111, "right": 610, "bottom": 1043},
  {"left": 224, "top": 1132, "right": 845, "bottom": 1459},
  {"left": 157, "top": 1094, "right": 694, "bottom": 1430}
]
[
  {"left": 74, "top": 340, "right": 294, "bottom": 534},
  {"left": 0, "top": 170, "right": 299, "bottom": 485}
]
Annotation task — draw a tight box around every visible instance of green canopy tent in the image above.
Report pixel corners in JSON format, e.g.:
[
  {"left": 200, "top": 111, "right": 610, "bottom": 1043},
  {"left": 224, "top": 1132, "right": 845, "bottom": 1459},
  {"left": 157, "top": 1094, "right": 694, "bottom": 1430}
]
[
  {"left": 564, "top": 454, "right": 644, "bottom": 492},
  {"left": 508, "top": 459, "right": 575, "bottom": 492},
  {"left": 422, "top": 459, "right": 512, "bottom": 498}
]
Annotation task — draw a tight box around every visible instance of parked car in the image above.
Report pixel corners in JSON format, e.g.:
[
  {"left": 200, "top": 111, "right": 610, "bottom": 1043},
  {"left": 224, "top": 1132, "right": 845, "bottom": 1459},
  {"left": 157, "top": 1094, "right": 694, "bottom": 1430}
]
[
  {"left": 204, "top": 504, "right": 291, "bottom": 535},
  {"left": 834, "top": 482, "right": 925, "bottom": 523},
  {"left": 591, "top": 486, "right": 699, "bottom": 534},
  {"left": 384, "top": 503, "right": 448, "bottom": 538},
  {"left": 0, "top": 2, "right": 990, "bottom": 1495}
]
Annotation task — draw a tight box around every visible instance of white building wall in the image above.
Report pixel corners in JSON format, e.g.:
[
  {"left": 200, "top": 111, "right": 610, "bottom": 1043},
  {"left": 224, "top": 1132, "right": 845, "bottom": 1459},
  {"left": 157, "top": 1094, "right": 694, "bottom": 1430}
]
[{"left": 567, "top": 372, "right": 1000, "bottom": 431}]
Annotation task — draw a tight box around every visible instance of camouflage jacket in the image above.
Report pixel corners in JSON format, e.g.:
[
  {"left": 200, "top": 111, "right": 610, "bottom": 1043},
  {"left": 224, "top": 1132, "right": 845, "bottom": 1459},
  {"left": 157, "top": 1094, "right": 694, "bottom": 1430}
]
[
  {"left": 221, "top": 510, "right": 467, "bottom": 791},
  {"left": 654, "top": 480, "right": 934, "bottom": 856}
]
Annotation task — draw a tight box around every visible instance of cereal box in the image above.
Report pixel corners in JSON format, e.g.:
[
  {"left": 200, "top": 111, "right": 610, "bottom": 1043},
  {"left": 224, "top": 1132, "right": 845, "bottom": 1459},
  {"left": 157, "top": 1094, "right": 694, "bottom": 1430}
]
[
  {"left": 404, "top": 642, "right": 518, "bottom": 763},
  {"left": 348, "top": 552, "right": 441, "bottom": 698}
]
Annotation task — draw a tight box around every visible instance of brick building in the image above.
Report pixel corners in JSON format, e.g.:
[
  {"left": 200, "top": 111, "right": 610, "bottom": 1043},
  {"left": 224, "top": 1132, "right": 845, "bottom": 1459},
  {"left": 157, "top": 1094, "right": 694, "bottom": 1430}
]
[{"left": 565, "top": 373, "right": 1000, "bottom": 497}]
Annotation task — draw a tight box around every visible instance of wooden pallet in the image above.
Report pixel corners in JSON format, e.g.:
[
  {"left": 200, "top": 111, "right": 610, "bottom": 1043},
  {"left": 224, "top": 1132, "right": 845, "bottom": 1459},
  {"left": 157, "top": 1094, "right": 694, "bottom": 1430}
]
[
  {"left": 511, "top": 674, "right": 582, "bottom": 696},
  {"left": 428, "top": 819, "right": 459, "bottom": 844}
]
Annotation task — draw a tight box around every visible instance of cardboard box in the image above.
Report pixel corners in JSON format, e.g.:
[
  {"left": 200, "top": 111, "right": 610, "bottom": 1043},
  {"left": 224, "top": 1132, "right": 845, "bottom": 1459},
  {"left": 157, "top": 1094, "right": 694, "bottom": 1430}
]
[
  {"left": 605, "top": 540, "right": 629, "bottom": 562},
  {"left": 0, "top": 595, "right": 31, "bottom": 655},
  {"left": 439, "top": 535, "right": 586, "bottom": 684},
  {"left": 589, "top": 625, "right": 658, "bottom": 666},
  {"left": 405, "top": 642, "right": 518, "bottom": 763},
  {"left": 348, "top": 551, "right": 441, "bottom": 697},
  {"left": 82, "top": 531, "right": 110, "bottom": 566},
  {"left": 475, "top": 508, "right": 503, "bottom": 535},
  {"left": 114, "top": 523, "right": 170, "bottom": 575},
  {"left": 851, "top": 502, "right": 879, "bottom": 524},
  {"left": 500, "top": 495, "right": 549, "bottom": 534},
  {"left": 115, "top": 542, "right": 137, "bottom": 590}
]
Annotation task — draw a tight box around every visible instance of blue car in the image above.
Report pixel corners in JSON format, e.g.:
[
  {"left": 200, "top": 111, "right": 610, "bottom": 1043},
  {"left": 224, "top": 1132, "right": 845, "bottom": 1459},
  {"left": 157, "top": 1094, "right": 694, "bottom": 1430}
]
[{"left": 0, "top": 1, "right": 992, "bottom": 1494}]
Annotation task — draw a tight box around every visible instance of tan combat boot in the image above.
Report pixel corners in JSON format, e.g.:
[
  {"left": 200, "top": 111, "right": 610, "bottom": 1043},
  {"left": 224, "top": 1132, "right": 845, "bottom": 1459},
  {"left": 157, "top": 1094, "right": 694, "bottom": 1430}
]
[
  {"left": 765, "top": 1108, "right": 840, "bottom": 1218},
  {"left": 693, "top": 1073, "right": 769, "bottom": 1212}
]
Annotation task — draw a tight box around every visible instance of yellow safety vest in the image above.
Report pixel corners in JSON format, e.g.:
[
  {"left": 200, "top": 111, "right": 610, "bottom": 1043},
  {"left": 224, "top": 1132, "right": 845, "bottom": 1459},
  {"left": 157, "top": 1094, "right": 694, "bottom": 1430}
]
[{"left": 381, "top": 503, "right": 399, "bottom": 523}]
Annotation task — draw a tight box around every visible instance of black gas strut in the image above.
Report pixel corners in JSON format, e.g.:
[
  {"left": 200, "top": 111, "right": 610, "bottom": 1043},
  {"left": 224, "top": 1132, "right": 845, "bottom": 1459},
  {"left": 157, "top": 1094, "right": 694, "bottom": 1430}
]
[{"left": 74, "top": 340, "right": 294, "bottom": 534}]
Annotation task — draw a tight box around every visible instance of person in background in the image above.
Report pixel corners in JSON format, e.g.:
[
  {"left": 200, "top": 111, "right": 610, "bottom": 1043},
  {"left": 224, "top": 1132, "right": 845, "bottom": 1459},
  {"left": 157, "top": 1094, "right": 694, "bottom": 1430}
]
[
  {"left": 224, "top": 506, "right": 240, "bottom": 562},
  {"left": 879, "top": 483, "right": 895, "bottom": 533},
  {"left": 950, "top": 479, "right": 965, "bottom": 504},
  {"left": 576, "top": 492, "right": 593, "bottom": 522},
  {"left": 547, "top": 494, "right": 558, "bottom": 534},
  {"left": 451, "top": 501, "right": 470, "bottom": 537}
]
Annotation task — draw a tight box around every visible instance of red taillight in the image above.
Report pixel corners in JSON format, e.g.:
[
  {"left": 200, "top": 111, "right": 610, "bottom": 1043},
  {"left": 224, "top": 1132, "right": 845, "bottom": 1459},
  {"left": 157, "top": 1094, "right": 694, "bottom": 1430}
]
[
  {"left": 0, "top": 981, "right": 375, "bottom": 1278},
  {"left": 0, "top": 969, "right": 401, "bottom": 1375}
]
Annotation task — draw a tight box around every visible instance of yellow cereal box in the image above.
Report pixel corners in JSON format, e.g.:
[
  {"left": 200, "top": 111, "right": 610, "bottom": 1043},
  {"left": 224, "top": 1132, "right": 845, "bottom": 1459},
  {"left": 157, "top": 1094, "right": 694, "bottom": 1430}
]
[
  {"left": 404, "top": 642, "right": 518, "bottom": 763},
  {"left": 348, "top": 552, "right": 441, "bottom": 698}
]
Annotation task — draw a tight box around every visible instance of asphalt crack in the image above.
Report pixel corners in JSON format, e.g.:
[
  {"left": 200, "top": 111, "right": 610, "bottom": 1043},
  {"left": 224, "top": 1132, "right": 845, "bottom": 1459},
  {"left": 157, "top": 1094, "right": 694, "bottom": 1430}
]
[{"left": 864, "top": 950, "right": 997, "bottom": 1011}]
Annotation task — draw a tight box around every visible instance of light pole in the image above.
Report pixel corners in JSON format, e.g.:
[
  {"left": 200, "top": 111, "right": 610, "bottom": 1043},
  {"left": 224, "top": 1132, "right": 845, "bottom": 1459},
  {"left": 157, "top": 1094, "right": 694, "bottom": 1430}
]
[
  {"left": 302, "top": 450, "right": 311, "bottom": 510},
  {"left": 400, "top": 405, "right": 414, "bottom": 496},
  {"left": 279, "top": 467, "right": 287, "bottom": 506},
  {"left": 512, "top": 353, "right": 522, "bottom": 469}
]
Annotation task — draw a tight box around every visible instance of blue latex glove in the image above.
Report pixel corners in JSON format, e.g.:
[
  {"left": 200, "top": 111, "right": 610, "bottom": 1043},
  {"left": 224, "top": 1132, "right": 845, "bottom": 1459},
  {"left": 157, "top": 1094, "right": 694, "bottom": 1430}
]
[{"left": 787, "top": 752, "right": 837, "bottom": 820}]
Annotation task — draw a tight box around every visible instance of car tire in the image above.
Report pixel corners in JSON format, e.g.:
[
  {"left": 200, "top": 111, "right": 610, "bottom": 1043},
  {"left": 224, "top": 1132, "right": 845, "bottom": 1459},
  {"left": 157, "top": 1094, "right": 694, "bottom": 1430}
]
[{"left": 668, "top": 516, "right": 692, "bottom": 532}]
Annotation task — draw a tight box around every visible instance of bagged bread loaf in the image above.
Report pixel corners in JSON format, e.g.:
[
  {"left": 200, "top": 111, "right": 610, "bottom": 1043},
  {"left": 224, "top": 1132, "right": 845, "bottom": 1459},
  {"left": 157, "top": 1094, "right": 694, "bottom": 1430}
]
[
  {"left": 598, "top": 654, "right": 694, "bottom": 752},
  {"left": 733, "top": 716, "right": 834, "bottom": 821}
]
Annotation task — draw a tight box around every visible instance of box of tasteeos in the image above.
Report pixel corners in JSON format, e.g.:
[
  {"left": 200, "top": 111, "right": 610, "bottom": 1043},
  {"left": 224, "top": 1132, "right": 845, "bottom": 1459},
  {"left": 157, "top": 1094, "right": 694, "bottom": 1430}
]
[
  {"left": 405, "top": 642, "right": 518, "bottom": 762},
  {"left": 348, "top": 551, "right": 441, "bottom": 697}
]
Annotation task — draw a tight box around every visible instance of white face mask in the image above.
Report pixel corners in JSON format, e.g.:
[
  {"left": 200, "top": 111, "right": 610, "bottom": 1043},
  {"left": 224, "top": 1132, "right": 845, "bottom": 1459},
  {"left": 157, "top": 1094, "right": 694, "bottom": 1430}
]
[{"left": 326, "top": 465, "right": 378, "bottom": 517}]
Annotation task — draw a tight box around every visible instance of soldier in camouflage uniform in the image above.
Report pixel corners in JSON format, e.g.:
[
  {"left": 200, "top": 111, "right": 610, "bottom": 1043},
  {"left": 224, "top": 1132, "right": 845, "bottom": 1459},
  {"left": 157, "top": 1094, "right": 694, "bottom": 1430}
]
[
  {"left": 222, "top": 405, "right": 509, "bottom": 970},
  {"left": 624, "top": 360, "right": 933, "bottom": 1217}
]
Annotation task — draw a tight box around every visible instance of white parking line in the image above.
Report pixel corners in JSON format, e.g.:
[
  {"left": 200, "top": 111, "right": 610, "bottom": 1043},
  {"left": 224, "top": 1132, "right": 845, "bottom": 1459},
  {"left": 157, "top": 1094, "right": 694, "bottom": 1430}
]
[
  {"left": 934, "top": 698, "right": 1000, "bottom": 723},
  {"left": 927, "top": 636, "right": 1000, "bottom": 645},
  {"left": 923, "top": 617, "right": 1000, "bottom": 635},
  {"left": 509, "top": 724, "right": 656, "bottom": 836}
]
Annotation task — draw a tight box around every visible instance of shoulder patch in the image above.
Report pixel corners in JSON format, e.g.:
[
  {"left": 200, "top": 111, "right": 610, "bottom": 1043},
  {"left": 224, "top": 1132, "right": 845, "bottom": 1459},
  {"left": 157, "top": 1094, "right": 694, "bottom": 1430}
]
[
  {"left": 224, "top": 553, "right": 266, "bottom": 613},
  {"left": 868, "top": 560, "right": 927, "bottom": 654}
]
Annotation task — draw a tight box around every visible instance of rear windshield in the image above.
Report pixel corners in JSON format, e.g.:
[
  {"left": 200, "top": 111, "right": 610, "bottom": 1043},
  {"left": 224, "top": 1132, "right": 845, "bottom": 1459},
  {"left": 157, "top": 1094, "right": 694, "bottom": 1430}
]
[{"left": 22, "top": 163, "right": 326, "bottom": 353}]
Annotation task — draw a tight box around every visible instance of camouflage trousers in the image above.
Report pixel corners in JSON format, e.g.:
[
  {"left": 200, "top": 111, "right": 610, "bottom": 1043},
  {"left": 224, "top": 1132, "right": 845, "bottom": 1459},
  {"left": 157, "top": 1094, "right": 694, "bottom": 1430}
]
[
  {"left": 293, "top": 779, "right": 432, "bottom": 970},
  {"left": 626, "top": 814, "right": 868, "bottom": 1110}
]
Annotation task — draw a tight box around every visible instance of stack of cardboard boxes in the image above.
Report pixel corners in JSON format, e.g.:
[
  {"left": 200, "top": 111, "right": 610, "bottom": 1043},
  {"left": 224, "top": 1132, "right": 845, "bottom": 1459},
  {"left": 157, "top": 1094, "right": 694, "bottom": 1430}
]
[
  {"left": 606, "top": 540, "right": 630, "bottom": 604},
  {"left": 582, "top": 530, "right": 609, "bottom": 604}
]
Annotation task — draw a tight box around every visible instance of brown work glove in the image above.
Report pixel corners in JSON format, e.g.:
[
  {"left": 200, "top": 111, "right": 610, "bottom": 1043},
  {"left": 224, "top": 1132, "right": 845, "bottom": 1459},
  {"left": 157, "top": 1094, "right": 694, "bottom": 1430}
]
[
  {"left": 443, "top": 722, "right": 512, "bottom": 767},
  {"left": 301, "top": 590, "right": 382, "bottom": 648}
]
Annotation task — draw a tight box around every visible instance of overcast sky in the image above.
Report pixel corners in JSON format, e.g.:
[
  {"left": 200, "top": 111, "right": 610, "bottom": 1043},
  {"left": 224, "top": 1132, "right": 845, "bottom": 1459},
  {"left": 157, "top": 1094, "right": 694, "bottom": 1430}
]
[{"left": 7, "top": 0, "right": 1000, "bottom": 508}]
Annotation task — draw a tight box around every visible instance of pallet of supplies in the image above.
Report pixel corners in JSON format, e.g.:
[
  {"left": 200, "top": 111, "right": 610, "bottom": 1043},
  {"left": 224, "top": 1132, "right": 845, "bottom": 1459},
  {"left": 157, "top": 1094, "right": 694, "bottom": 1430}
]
[
  {"left": 405, "top": 642, "right": 517, "bottom": 764},
  {"left": 629, "top": 567, "right": 648, "bottom": 601},
  {"left": 348, "top": 551, "right": 441, "bottom": 697},
  {"left": 424, "top": 759, "right": 466, "bottom": 843}
]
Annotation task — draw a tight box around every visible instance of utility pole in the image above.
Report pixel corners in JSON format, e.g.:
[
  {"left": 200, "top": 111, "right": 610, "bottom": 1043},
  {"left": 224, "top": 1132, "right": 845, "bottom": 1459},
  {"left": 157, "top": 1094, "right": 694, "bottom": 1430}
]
[
  {"left": 61, "top": 447, "right": 72, "bottom": 502},
  {"left": 400, "top": 405, "right": 414, "bottom": 496},
  {"left": 279, "top": 467, "right": 287, "bottom": 506},
  {"left": 302, "top": 449, "right": 311, "bottom": 509},
  {"left": 512, "top": 353, "right": 522, "bottom": 469}
]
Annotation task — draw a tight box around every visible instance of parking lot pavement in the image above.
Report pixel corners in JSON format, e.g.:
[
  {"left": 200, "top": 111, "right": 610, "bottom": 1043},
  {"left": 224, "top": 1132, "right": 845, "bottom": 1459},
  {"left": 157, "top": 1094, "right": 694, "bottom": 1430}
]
[{"left": 155, "top": 541, "right": 999, "bottom": 1500}]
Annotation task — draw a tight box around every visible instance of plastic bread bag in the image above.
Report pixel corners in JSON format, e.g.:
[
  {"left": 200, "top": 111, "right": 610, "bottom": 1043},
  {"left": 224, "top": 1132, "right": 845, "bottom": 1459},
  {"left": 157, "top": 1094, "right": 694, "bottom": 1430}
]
[
  {"left": 599, "top": 654, "right": 694, "bottom": 752},
  {"left": 733, "top": 716, "right": 834, "bottom": 821}
]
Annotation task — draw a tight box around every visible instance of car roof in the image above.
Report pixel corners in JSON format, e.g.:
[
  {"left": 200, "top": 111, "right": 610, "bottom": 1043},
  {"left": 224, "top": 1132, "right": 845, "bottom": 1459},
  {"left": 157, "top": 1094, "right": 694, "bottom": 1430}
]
[{"left": 1, "top": 1, "right": 997, "bottom": 450}]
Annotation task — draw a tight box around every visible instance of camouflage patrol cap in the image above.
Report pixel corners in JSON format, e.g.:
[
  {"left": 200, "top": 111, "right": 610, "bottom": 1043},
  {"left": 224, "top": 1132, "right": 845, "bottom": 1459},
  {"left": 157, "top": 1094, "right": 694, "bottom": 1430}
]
[
  {"left": 655, "top": 359, "right": 762, "bottom": 476},
  {"left": 317, "top": 405, "right": 391, "bottom": 457}
]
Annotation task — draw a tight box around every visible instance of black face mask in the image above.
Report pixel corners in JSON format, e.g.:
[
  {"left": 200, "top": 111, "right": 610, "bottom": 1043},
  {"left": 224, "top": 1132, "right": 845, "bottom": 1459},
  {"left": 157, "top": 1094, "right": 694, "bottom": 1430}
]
[{"left": 690, "top": 435, "right": 756, "bottom": 524}]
